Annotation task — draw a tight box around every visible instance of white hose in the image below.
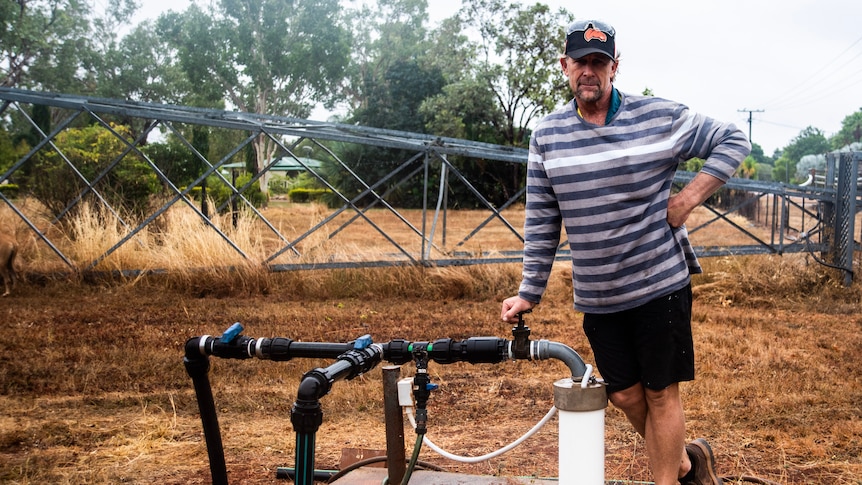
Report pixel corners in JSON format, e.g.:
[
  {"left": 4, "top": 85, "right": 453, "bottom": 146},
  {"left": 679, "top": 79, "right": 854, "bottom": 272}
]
[
  {"left": 581, "top": 364, "right": 593, "bottom": 389},
  {"left": 405, "top": 405, "right": 557, "bottom": 463}
]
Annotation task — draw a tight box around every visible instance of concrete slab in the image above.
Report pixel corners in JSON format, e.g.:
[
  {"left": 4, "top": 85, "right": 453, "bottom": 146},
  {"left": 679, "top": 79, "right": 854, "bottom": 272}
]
[
  {"left": 329, "top": 467, "right": 558, "bottom": 484},
  {"left": 328, "top": 467, "right": 652, "bottom": 484}
]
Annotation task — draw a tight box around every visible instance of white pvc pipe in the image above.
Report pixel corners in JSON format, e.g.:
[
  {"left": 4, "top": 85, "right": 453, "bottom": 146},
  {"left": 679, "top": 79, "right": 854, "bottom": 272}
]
[
  {"left": 554, "top": 377, "right": 607, "bottom": 485},
  {"left": 557, "top": 407, "right": 605, "bottom": 485}
]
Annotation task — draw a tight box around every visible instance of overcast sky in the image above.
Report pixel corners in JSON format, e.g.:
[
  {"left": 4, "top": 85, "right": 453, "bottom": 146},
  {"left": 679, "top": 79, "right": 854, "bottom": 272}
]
[{"left": 133, "top": 0, "right": 862, "bottom": 156}]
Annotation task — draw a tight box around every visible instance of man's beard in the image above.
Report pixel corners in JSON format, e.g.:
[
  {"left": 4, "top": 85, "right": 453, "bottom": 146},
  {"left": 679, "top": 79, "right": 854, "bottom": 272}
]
[{"left": 575, "top": 83, "right": 604, "bottom": 103}]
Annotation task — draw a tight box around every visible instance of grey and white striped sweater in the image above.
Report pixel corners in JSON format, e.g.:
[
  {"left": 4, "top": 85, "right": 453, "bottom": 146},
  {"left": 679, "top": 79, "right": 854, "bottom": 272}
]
[{"left": 518, "top": 93, "right": 750, "bottom": 314}]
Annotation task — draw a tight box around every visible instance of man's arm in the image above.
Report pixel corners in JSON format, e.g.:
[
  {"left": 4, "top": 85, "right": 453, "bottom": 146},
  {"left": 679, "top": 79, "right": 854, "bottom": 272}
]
[{"left": 667, "top": 172, "right": 725, "bottom": 228}]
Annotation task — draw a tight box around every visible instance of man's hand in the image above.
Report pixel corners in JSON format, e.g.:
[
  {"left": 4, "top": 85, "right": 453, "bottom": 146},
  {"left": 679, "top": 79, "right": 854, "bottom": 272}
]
[{"left": 501, "top": 296, "right": 536, "bottom": 323}]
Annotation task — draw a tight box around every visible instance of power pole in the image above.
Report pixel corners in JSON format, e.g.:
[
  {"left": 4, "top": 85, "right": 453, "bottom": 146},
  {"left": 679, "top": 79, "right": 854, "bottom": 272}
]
[{"left": 737, "top": 108, "right": 764, "bottom": 143}]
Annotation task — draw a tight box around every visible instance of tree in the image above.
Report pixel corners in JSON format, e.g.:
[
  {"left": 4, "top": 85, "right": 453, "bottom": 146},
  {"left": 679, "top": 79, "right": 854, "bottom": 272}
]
[
  {"left": 748, "top": 142, "right": 771, "bottom": 165},
  {"left": 830, "top": 108, "right": 862, "bottom": 150},
  {"left": 772, "top": 126, "right": 829, "bottom": 184},
  {"left": 352, "top": 59, "right": 445, "bottom": 133},
  {"left": 796, "top": 153, "right": 826, "bottom": 181},
  {"left": 773, "top": 155, "right": 793, "bottom": 185},
  {"left": 1, "top": 0, "right": 90, "bottom": 89},
  {"left": 1, "top": 0, "right": 141, "bottom": 94},
  {"left": 23, "top": 124, "right": 160, "bottom": 220},
  {"left": 158, "top": 0, "right": 351, "bottom": 194},
  {"left": 339, "top": 0, "right": 432, "bottom": 114},
  {"left": 458, "top": 0, "right": 571, "bottom": 147},
  {"left": 321, "top": 0, "right": 449, "bottom": 208},
  {"left": 0, "top": 126, "right": 28, "bottom": 180},
  {"left": 736, "top": 155, "right": 758, "bottom": 179},
  {"left": 420, "top": 79, "right": 502, "bottom": 142},
  {"left": 92, "top": 20, "right": 191, "bottom": 105}
]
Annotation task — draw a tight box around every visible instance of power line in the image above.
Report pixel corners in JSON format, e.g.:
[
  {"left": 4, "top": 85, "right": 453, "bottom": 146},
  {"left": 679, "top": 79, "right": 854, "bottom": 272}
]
[{"left": 761, "top": 34, "right": 862, "bottom": 111}]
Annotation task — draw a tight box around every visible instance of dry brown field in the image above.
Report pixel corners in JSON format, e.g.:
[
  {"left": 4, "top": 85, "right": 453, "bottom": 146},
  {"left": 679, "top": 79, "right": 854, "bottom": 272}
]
[{"left": 0, "top": 203, "right": 860, "bottom": 484}]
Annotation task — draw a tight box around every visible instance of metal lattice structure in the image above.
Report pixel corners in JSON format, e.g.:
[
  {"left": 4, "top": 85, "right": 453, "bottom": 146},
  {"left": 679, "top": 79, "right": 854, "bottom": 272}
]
[{"left": 1, "top": 87, "right": 860, "bottom": 283}]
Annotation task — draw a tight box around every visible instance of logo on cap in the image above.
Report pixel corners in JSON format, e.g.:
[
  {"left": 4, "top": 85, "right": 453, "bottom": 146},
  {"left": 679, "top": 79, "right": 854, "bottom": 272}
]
[{"left": 584, "top": 28, "right": 607, "bottom": 43}]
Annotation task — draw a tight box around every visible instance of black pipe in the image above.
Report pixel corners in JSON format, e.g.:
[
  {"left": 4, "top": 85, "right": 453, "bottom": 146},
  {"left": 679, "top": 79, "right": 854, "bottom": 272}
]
[
  {"left": 189, "top": 334, "right": 355, "bottom": 361},
  {"left": 256, "top": 338, "right": 354, "bottom": 361},
  {"left": 183, "top": 346, "right": 228, "bottom": 485},
  {"left": 428, "top": 337, "right": 509, "bottom": 364},
  {"left": 290, "top": 345, "right": 383, "bottom": 485},
  {"left": 382, "top": 366, "right": 406, "bottom": 484},
  {"left": 275, "top": 467, "right": 335, "bottom": 481},
  {"left": 383, "top": 337, "right": 509, "bottom": 365},
  {"left": 292, "top": 370, "right": 327, "bottom": 485}
]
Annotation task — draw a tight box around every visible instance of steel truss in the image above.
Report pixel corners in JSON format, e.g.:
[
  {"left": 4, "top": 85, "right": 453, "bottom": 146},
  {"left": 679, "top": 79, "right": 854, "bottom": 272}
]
[{"left": 1, "top": 87, "right": 859, "bottom": 283}]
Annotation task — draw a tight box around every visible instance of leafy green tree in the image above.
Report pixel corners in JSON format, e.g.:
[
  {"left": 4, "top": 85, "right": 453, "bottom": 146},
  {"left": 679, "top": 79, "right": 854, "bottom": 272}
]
[
  {"left": 458, "top": 0, "right": 571, "bottom": 147},
  {"left": 353, "top": 59, "right": 445, "bottom": 133},
  {"left": 1, "top": 0, "right": 90, "bottom": 89},
  {"left": 754, "top": 163, "right": 773, "bottom": 181},
  {"left": 340, "top": 0, "right": 432, "bottom": 113},
  {"left": 23, "top": 124, "right": 160, "bottom": 220},
  {"left": 323, "top": 0, "right": 448, "bottom": 208},
  {"left": 748, "top": 142, "right": 771, "bottom": 165},
  {"left": 683, "top": 158, "right": 705, "bottom": 172},
  {"left": 92, "top": 20, "right": 191, "bottom": 104},
  {"left": 772, "top": 126, "right": 829, "bottom": 184},
  {"left": 410, "top": 1, "right": 573, "bottom": 207},
  {"left": 2, "top": 0, "right": 140, "bottom": 94},
  {"left": 736, "top": 155, "right": 758, "bottom": 179},
  {"left": 158, "top": 0, "right": 351, "bottom": 193},
  {"left": 0, "top": 126, "right": 28, "bottom": 179},
  {"left": 830, "top": 108, "right": 862, "bottom": 150},
  {"left": 420, "top": 79, "right": 502, "bottom": 142},
  {"left": 773, "top": 155, "right": 793, "bottom": 184},
  {"left": 143, "top": 139, "right": 198, "bottom": 189}
]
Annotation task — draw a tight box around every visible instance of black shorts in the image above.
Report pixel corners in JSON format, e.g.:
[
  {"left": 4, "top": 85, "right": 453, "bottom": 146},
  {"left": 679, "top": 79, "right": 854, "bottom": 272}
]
[{"left": 582, "top": 284, "right": 695, "bottom": 394}]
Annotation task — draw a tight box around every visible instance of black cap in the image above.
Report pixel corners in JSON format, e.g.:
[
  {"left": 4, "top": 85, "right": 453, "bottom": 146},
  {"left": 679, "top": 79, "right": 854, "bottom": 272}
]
[{"left": 564, "top": 20, "right": 616, "bottom": 60}]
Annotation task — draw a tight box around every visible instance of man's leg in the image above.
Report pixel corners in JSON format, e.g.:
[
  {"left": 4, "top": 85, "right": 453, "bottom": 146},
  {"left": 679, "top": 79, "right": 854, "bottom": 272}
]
[{"left": 610, "top": 383, "right": 691, "bottom": 485}]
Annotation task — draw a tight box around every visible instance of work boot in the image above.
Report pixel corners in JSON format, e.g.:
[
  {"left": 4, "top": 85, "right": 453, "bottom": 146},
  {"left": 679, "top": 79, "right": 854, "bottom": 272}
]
[{"left": 681, "top": 438, "right": 723, "bottom": 485}]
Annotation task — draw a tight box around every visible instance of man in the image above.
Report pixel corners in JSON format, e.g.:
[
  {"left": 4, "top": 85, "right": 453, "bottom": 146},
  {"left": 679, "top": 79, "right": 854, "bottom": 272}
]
[{"left": 500, "top": 19, "right": 750, "bottom": 485}]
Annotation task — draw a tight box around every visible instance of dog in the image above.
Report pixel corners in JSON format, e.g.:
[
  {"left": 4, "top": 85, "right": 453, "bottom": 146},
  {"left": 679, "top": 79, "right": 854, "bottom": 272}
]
[{"left": 0, "top": 232, "right": 18, "bottom": 296}]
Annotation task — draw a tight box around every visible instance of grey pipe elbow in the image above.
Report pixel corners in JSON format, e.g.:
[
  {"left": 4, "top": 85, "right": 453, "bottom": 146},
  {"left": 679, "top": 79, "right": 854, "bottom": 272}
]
[{"left": 533, "top": 340, "right": 588, "bottom": 378}]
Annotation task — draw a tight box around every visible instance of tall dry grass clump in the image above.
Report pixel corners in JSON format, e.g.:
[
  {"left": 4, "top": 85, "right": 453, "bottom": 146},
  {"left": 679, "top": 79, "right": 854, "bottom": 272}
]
[
  {"left": 48, "top": 200, "right": 528, "bottom": 299},
  {"left": 694, "top": 253, "right": 861, "bottom": 312},
  {"left": 8, "top": 198, "right": 861, "bottom": 305},
  {"left": 146, "top": 202, "right": 272, "bottom": 295},
  {"left": 52, "top": 200, "right": 271, "bottom": 295}
]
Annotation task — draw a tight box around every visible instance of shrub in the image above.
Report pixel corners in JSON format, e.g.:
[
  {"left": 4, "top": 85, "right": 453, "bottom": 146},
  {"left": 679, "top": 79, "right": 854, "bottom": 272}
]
[
  {"left": 186, "top": 173, "right": 267, "bottom": 211},
  {"left": 21, "top": 124, "right": 159, "bottom": 220},
  {"left": 0, "top": 183, "right": 20, "bottom": 198},
  {"left": 288, "top": 187, "right": 330, "bottom": 203}
]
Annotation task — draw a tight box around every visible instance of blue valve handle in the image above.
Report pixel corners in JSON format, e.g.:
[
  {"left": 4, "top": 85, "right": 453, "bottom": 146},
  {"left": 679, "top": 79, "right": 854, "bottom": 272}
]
[
  {"left": 221, "top": 322, "right": 244, "bottom": 343},
  {"left": 354, "top": 334, "right": 373, "bottom": 349}
]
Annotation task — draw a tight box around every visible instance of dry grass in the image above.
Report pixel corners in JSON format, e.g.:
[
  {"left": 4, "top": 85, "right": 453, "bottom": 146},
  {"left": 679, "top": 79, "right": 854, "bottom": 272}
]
[{"left": 0, "top": 202, "right": 860, "bottom": 484}]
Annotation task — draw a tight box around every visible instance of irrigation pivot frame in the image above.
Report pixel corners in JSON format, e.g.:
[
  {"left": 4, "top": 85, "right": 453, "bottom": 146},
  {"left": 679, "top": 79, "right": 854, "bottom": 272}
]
[{"left": 1, "top": 88, "right": 859, "bottom": 284}]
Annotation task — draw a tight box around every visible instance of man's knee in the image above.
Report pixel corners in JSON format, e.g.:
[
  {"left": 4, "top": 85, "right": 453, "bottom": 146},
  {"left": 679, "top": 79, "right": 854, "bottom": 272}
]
[
  {"left": 643, "top": 383, "right": 681, "bottom": 408},
  {"left": 609, "top": 382, "right": 646, "bottom": 411}
]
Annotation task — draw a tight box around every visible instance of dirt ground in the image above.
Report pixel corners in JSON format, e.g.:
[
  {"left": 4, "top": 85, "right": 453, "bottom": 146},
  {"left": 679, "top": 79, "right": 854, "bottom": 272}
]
[{"left": 0, "top": 262, "right": 861, "bottom": 484}]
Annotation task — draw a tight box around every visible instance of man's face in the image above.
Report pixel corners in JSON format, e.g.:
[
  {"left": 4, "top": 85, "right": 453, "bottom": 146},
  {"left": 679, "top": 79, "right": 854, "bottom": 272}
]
[{"left": 561, "top": 53, "right": 617, "bottom": 105}]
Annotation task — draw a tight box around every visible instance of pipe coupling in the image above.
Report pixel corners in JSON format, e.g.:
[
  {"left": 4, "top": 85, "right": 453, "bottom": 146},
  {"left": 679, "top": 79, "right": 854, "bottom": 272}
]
[{"left": 553, "top": 377, "right": 608, "bottom": 412}]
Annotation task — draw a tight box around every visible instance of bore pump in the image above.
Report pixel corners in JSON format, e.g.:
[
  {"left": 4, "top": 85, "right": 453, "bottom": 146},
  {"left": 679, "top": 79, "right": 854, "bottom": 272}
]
[{"left": 184, "top": 313, "right": 607, "bottom": 484}]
